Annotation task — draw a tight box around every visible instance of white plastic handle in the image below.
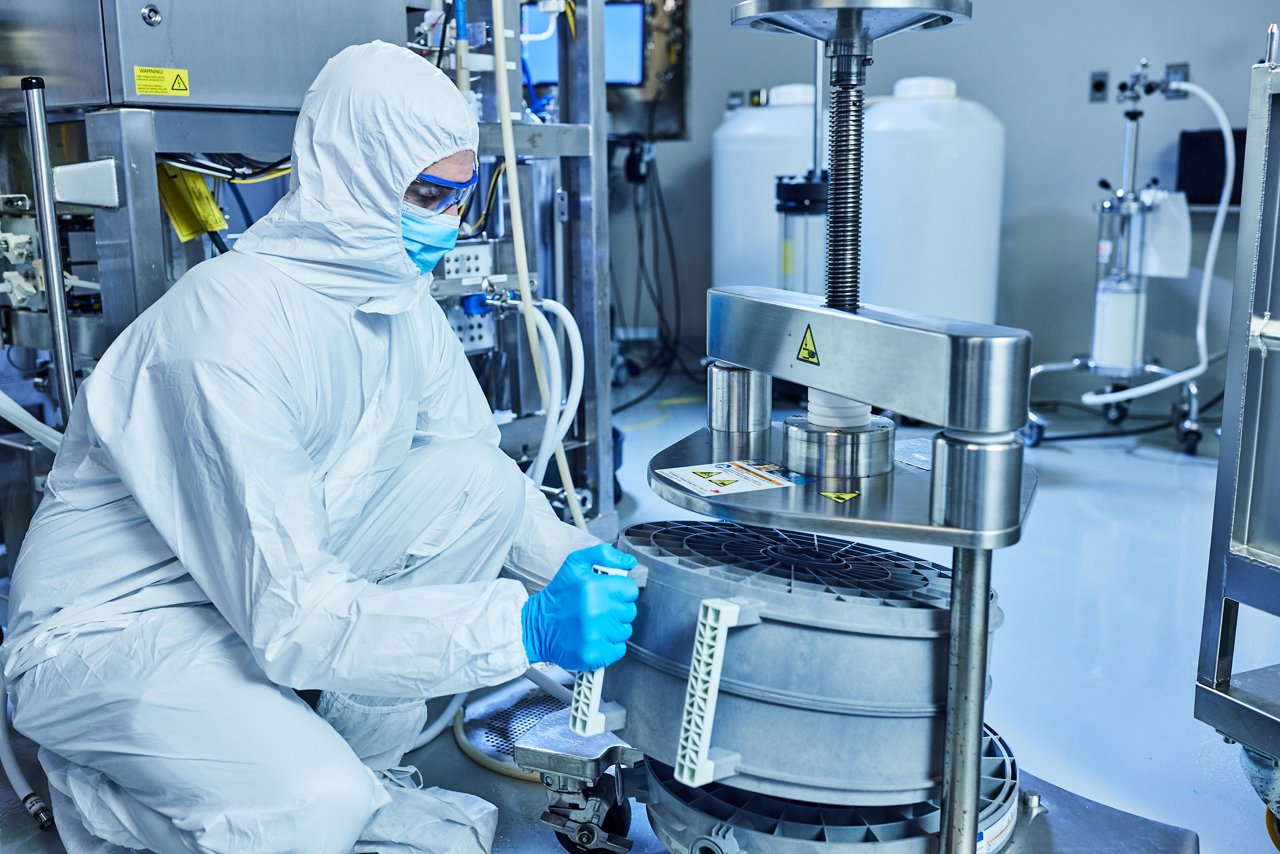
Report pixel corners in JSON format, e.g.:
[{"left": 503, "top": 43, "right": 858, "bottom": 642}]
[{"left": 568, "top": 564, "right": 647, "bottom": 736}]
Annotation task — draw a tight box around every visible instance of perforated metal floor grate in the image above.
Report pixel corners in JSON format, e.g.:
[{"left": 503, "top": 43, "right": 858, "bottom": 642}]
[
  {"left": 624, "top": 521, "right": 953, "bottom": 608},
  {"left": 469, "top": 691, "right": 566, "bottom": 761}
]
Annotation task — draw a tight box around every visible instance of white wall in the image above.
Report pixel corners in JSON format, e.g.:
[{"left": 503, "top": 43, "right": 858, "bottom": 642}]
[{"left": 614, "top": 0, "right": 1277, "bottom": 402}]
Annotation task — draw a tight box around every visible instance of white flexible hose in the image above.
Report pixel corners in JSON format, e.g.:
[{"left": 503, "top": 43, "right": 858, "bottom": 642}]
[
  {"left": 535, "top": 298, "right": 584, "bottom": 468},
  {"left": 409, "top": 691, "right": 469, "bottom": 752},
  {"left": 0, "top": 389, "right": 61, "bottom": 452},
  {"left": 0, "top": 369, "right": 61, "bottom": 825},
  {"left": 522, "top": 665, "right": 573, "bottom": 704},
  {"left": 521, "top": 14, "right": 558, "bottom": 42},
  {"left": 0, "top": 681, "right": 33, "bottom": 808},
  {"left": 527, "top": 306, "right": 563, "bottom": 486},
  {"left": 1081, "top": 80, "right": 1235, "bottom": 407},
  {"left": 491, "top": 0, "right": 587, "bottom": 529}
]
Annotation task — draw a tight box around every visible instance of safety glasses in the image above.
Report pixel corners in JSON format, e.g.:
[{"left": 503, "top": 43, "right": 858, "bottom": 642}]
[{"left": 405, "top": 169, "right": 480, "bottom": 214}]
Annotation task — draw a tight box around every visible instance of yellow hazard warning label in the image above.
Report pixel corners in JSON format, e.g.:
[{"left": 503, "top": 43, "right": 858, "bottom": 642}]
[
  {"left": 694, "top": 471, "right": 716, "bottom": 479},
  {"left": 820, "top": 491, "right": 860, "bottom": 504},
  {"left": 797, "top": 324, "right": 820, "bottom": 365},
  {"left": 134, "top": 66, "right": 190, "bottom": 97},
  {"left": 709, "top": 478, "right": 737, "bottom": 487}
]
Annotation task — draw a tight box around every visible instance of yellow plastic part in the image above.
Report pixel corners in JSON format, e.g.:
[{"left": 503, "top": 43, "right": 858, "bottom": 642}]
[
  {"left": 1268, "top": 807, "right": 1280, "bottom": 851},
  {"left": 156, "top": 164, "right": 228, "bottom": 242}
]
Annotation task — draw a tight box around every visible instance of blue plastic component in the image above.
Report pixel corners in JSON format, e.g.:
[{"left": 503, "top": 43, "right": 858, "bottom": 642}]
[{"left": 461, "top": 294, "right": 491, "bottom": 316}]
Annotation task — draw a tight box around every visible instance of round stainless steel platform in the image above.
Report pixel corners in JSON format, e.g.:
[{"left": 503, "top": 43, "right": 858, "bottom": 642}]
[{"left": 731, "top": 0, "right": 971, "bottom": 43}]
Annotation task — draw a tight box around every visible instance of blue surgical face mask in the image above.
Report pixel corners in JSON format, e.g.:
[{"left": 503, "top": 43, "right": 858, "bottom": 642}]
[{"left": 401, "top": 202, "right": 460, "bottom": 275}]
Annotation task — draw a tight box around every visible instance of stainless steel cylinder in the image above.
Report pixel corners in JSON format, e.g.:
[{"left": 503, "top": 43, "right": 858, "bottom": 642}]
[
  {"left": 708, "top": 362, "right": 772, "bottom": 432},
  {"left": 941, "top": 546, "right": 993, "bottom": 854},
  {"left": 929, "top": 433, "right": 1025, "bottom": 534},
  {"left": 781, "top": 412, "right": 895, "bottom": 478},
  {"left": 21, "top": 77, "right": 77, "bottom": 419}
]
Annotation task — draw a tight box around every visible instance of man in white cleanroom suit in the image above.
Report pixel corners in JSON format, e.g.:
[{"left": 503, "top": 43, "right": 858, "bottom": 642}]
[{"left": 0, "top": 41, "right": 640, "bottom": 853}]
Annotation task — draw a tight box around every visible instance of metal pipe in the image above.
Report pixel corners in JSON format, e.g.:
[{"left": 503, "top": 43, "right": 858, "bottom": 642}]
[
  {"left": 1268, "top": 23, "right": 1280, "bottom": 67},
  {"left": 21, "top": 77, "right": 77, "bottom": 420},
  {"left": 1120, "top": 112, "right": 1140, "bottom": 196},
  {"left": 940, "top": 546, "right": 993, "bottom": 854}
]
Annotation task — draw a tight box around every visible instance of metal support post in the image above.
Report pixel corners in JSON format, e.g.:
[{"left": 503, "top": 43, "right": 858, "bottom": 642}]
[
  {"left": 559, "top": 0, "right": 617, "bottom": 539},
  {"left": 941, "top": 545, "right": 993, "bottom": 854},
  {"left": 85, "top": 109, "right": 168, "bottom": 346},
  {"left": 20, "top": 77, "right": 77, "bottom": 418}
]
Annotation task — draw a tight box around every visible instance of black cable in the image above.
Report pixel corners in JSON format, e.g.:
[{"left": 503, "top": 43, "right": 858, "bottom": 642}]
[
  {"left": 1030, "top": 399, "right": 1168, "bottom": 422},
  {"left": 614, "top": 360, "right": 673, "bottom": 413},
  {"left": 4, "top": 347, "right": 35, "bottom": 377},
  {"left": 437, "top": 1, "right": 455, "bottom": 68},
  {"left": 1201, "top": 390, "right": 1225, "bottom": 412},
  {"left": 227, "top": 182, "right": 254, "bottom": 227},
  {"left": 207, "top": 231, "right": 230, "bottom": 255},
  {"left": 1041, "top": 419, "right": 1176, "bottom": 443},
  {"left": 650, "top": 159, "right": 704, "bottom": 384}
]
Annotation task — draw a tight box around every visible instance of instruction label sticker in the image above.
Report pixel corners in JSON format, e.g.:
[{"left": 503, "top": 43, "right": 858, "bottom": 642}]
[
  {"left": 134, "top": 66, "right": 190, "bottom": 97},
  {"left": 657, "top": 460, "right": 795, "bottom": 497},
  {"left": 797, "top": 324, "right": 820, "bottom": 365}
]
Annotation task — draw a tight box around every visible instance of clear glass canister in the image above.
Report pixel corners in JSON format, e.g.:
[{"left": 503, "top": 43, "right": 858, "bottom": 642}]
[{"left": 776, "top": 173, "right": 827, "bottom": 296}]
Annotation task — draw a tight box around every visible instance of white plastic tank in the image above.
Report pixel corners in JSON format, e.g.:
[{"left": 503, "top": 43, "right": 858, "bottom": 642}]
[
  {"left": 712, "top": 84, "right": 819, "bottom": 289},
  {"left": 861, "top": 77, "right": 1004, "bottom": 323}
]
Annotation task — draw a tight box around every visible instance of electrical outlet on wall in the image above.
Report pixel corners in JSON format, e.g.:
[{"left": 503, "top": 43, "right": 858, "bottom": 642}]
[
  {"left": 1166, "top": 63, "right": 1190, "bottom": 99},
  {"left": 1090, "top": 71, "right": 1109, "bottom": 103}
]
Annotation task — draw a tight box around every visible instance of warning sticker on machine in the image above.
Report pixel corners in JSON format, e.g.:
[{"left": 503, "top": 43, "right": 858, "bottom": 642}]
[
  {"left": 797, "top": 324, "right": 820, "bottom": 365},
  {"left": 819, "top": 491, "right": 860, "bottom": 504},
  {"left": 657, "top": 460, "right": 795, "bottom": 497},
  {"left": 134, "top": 66, "right": 190, "bottom": 97}
]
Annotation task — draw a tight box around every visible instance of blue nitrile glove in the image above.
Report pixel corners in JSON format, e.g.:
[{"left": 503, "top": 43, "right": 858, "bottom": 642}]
[{"left": 521, "top": 543, "right": 640, "bottom": 672}]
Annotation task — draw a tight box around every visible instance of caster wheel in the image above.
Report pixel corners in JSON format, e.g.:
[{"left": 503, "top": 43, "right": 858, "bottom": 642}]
[
  {"left": 1267, "top": 807, "right": 1280, "bottom": 851},
  {"left": 1181, "top": 430, "right": 1202, "bottom": 456},
  {"left": 1104, "top": 401, "right": 1130, "bottom": 425},
  {"left": 556, "top": 798, "right": 633, "bottom": 853},
  {"left": 1021, "top": 421, "right": 1044, "bottom": 448}
]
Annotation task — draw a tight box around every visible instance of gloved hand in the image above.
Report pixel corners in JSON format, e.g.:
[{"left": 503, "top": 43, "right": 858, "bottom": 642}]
[{"left": 521, "top": 543, "right": 640, "bottom": 672}]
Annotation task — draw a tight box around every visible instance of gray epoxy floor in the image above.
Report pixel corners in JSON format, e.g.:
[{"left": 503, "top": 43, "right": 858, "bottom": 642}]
[{"left": 0, "top": 376, "right": 1273, "bottom": 852}]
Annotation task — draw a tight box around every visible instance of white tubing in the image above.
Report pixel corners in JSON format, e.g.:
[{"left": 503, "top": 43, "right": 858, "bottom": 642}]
[
  {"left": 0, "top": 682, "right": 33, "bottom": 807},
  {"left": 410, "top": 691, "right": 469, "bottom": 752},
  {"left": 527, "top": 306, "right": 563, "bottom": 486},
  {"left": 521, "top": 14, "right": 558, "bottom": 42},
  {"left": 491, "top": 0, "right": 587, "bottom": 529},
  {"left": 536, "top": 298, "right": 584, "bottom": 453},
  {"left": 0, "top": 358, "right": 62, "bottom": 824},
  {"left": 523, "top": 665, "right": 573, "bottom": 704},
  {"left": 0, "top": 388, "right": 61, "bottom": 452},
  {"left": 1081, "top": 80, "right": 1234, "bottom": 407}
]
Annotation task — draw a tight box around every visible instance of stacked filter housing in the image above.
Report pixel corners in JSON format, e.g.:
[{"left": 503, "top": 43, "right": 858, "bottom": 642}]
[{"left": 604, "top": 521, "right": 1019, "bottom": 851}]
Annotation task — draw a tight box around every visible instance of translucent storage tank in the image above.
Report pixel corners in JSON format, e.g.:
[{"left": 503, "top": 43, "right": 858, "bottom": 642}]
[
  {"left": 712, "top": 84, "right": 818, "bottom": 289},
  {"left": 861, "top": 77, "right": 1004, "bottom": 324}
]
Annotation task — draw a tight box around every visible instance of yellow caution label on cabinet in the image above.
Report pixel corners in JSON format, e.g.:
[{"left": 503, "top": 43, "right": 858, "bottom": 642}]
[
  {"left": 820, "top": 491, "right": 860, "bottom": 504},
  {"left": 797, "top": 324, "right": 820, "bottom": 365},
  {"left": 134, "top": 66, "right": 190, "bottom": 97}
]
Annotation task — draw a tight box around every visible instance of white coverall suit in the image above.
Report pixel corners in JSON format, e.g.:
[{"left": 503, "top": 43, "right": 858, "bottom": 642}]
[{"left": 0, "top": 41, "right": 594, "bottom": 853}]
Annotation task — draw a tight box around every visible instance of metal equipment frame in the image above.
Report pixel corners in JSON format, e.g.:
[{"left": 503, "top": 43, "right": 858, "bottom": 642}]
[
  {"left": 1197, "top": 37, "right": 1280, "bottom": 773},
  {"left": 0, "top": 1, "right": 619, "bottom": 546}
]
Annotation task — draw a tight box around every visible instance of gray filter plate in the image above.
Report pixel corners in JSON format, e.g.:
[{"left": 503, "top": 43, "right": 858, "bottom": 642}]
[
  {"left": 605, "top": 521, "right": 1003, "bottom": 805},
  {"left": 631, "top": 520, "right": 953, "bottom": 608},
  {"left": 644, "top": 725, "right": 1019, "bottom": 853}
]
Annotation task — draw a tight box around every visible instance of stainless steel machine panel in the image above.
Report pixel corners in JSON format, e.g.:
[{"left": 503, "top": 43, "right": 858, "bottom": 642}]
[
  {"left": 0, "top": 0, "right": 111, "bottom": 112},
  {"left": 0, "top": 1, "right": 405, "bottom": 113}
]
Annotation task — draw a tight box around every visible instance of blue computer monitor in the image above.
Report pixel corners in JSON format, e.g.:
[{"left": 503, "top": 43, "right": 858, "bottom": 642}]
[{"left": 522, "top": 2, "right": 645, "bottom": 87}]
